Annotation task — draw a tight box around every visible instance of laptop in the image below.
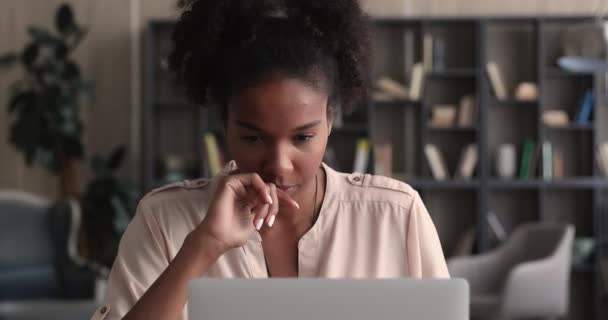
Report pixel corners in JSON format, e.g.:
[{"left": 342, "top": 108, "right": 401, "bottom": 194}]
[{"left": 188, "top": 278, "right": 469, "bottom": 320}]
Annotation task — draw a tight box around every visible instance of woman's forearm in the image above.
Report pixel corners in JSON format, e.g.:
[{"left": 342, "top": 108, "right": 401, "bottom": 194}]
[{"left": 122, "top": 232, "right": 226, "bottom": 320}]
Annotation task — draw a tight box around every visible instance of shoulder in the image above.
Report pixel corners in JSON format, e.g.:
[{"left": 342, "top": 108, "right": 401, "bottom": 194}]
[
  {"left": 137, "top": 177, "right": 215, "bottom": 219},
  {"left": 324, "top": 164, "right": 419, "bottom": 211}
]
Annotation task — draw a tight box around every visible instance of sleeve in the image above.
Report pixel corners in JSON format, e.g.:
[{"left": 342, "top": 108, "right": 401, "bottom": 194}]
[
  {"left": 90, "top": 200, "right": 172, "bottom": 320},
  {"left": 406, "top": 191, "right": 450, "bottom": 278}
]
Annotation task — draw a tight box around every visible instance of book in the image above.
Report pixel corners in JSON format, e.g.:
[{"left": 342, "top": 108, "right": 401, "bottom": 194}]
[
  {"left": 409, "top": 63, "right": 425, "bottom": 101},
  {"left": 452, "top": 227, "right": 476, "bottom": 257},
  {"left": 597, "top": 143, "right": 608, "bottom": 177},
  {"left": 204, "top": 133, "right": 223, "bottom": 176},
  {"left": 353, "top": 138, "right": 370, "bottom": 173},
  {"left": 430, "top": 104, "right": 457, "bottom": 127},
  {"left": 542, "top": 142, "right": 553, "bottom": 181},
  {"left": 457, "top": 95, "right": 476, "bottom": 127},
  {"left": 423, "top": 32, "right": 433, "bottom": 71},
  {"left": 528, "top": 144, "right": 541, "bottom": 178},
  {"left": 333, "top": 102, "right": 344, "bottom": 128},
  {"left": 403, "top": 30, "right": 415, "bottom": 75},
  {"left": 575, "top": 90, "right": 594, "bottom": 124},
  {"left": 376, "top": 77, "right": 409, "bottom": 100},
  {"left": 486, "top": 62, "right": 508, "bottom": 100},
  {"left": 487, "top": 211, "right": 507, "bottom": 242},
  {"left": 373, "top": 143, "right": 393, "bottom": 177},
  {"left": 455, "top": 144, "right": 478, "bottom": 179},
  {"left": 424, "top": 144, "right": 448, "bottom": 180},
  {"left": 518, "top": 140, "right": 535, "bottom": 179},
  {"left": 553, "top": 146, "right": 564, "bottom": 178}
]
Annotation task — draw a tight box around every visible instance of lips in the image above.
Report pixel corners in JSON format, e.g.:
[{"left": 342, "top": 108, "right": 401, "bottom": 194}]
[{"left": 275, "top": 185, "right": 297, "bottom": 193}]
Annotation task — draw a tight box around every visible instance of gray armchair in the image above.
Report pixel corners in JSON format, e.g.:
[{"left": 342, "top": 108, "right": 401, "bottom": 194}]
[
  {"left": 0, "top": 190, "right": 98, "bottom": 320},
  {"left": 447, "top": 223, "right": 575, "bottom": 320}
]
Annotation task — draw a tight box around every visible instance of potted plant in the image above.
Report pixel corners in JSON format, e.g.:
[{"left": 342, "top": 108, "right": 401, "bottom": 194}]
[
  {"left": 0, "top": 3, "right": 92, "bottom": 198},
  {"left": 0, "top": 4, "right": 138, "bottom": 292}
]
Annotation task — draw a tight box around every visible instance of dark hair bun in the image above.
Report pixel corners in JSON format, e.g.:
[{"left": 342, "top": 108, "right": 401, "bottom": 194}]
[{"left": 169, "top": 0, "right": 371, "bottom": 114}]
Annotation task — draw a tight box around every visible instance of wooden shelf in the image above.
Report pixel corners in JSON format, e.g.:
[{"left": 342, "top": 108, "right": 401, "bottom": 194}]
[
  {"left": 542, "top": 178, "right": 604, "bottom": 189},
  {"left": 427, "top": 68, "right": 478, "bottom": 78},
  {"left": 428, "top": 126, "right": 477, "bottom": 132},
  {"left": 373, "top": 100, "right": 421, "bottom": 108},
  {"left": 489, "top": 178, "right": 603, "bottom": 189},
  {"left": 406, "top": 179, "right": 480, "bottom": 189},
  {"left": 545, "top": 67, "right": 594, "bottom": 78},
  {"left": 493, "top": 98, "right": 539, "bottom": 106},
  {"left": 544, "top": 123, "right": 594, "bottom": 131},
  {"left": 488, "top": 179, "right": 542, "bottom": 189}
]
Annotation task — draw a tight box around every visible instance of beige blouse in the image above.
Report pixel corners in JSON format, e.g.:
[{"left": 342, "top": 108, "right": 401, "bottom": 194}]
[{"left": 91, "top": 162, "right": 449, "bottom": 320}]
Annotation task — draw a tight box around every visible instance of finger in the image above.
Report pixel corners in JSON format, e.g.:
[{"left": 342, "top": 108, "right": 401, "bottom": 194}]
[
  {"left": 266, "top": 184, "right": 279, "bottom": 227},
  {"left": 252, "top": 203, "right": 270, "bottom": 231},
  {"left": 276, "top": 188, "right": 300, "bottom": 210},
  {"left": 248, "top": 173, "right": 273, "bottom": 205},
  {"left": 227, "top": 173, "right": 273, "bottom": 205}
]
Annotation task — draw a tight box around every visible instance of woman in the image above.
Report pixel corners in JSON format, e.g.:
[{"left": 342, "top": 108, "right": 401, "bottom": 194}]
[{"left": 91, "top": 1, "right": 448, "bottom": 319}]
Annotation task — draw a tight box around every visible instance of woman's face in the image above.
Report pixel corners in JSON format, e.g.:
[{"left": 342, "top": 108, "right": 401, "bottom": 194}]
[{"left": 226, "top": 76, "right": 332, "bottom": 199}]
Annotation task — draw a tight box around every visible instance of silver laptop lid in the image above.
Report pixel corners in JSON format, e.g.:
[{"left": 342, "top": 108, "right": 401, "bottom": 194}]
[{"left": 188, "top": 278, "right": 469, "bottom": 320}]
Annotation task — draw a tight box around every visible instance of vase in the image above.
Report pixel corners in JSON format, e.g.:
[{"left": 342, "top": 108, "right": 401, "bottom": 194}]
[{"left": 496, "top": 144, "right": 517, "bottom": 179}]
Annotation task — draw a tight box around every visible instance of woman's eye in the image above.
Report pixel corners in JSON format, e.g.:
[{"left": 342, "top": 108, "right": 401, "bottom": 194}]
[
  {"left": 241, "top": 136, "right": 262, "bottom": 143},
  {"left": 294, "top": 135, "right": 314, "bottom": 142}
]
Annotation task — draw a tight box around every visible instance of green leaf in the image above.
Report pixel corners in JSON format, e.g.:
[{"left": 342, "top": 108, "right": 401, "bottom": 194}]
[
  {"left": 69, "top": 27, "right": 88, "bottom": 49},
  {"left": 0, "top": 53, "right": 18, "bottom": 68},
  {"left": 28, "top": 26, "right": 61, "bottom": 46},
  {"left": 61, "top": 61, "right": 80, "bottom": 80},
  {"left": 56, "top": 3, "right": 76, "bottom": 35},
  {"left": 63, "top": 136, "right": 84, "bottom": 159},
  {"left": 21, "top": 43, "right": 39, "bottom": 66},
  {"left": 107, "top": 146, "right": 126, "bottom": 171},
  {"left": 54, "top": 42, "right": 68, "bottom": 59},
  {"left": 91, "top": 155, "right": 106, "bottom": 176},
  {"left": 8, "top": 91, "right": 37, "bottom": 114}
]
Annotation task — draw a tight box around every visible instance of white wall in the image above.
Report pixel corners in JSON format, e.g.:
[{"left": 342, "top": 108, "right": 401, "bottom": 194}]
[{"left": 363, "top": 0, "right": 605, "bottom": 16}]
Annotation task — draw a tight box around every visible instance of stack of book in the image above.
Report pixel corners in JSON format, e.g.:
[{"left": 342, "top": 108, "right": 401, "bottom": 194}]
[
  {"left": 508, "top": 140, "right": 564, "bottom": 180},
  {"left": 373, "top": 63, "right": 426, "bottom": 102},
  {"left": 425, "top": 143, "right": 478, "bottom": 180},
  {"left": 428, "top": 95, "right": 477, "bottom": 128}
]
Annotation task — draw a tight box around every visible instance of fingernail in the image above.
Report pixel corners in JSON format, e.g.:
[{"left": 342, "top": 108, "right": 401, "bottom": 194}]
[
  {"left": 293, "top": 200, "right": 300, "bottom": 209},
  {"left": 255, "top": 218, "right": 264, "bottom": 231},
  {"left": 266, "top": 194, "right": 273, "bottom": 204},
  {"left": 268, "top": 215, "right": 276, "bottom": 227}
]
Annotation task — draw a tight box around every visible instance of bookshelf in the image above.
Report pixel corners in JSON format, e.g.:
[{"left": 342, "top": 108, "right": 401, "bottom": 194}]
[
  {"left": 144, "top": 17, "right": 608, "bottom": 320},
  {"left": 370, "top": 16, "right": 608, "bottom": 320}
]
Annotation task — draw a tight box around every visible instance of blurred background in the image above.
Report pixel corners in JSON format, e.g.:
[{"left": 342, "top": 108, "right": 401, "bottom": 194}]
[{"left": 1, "top": 0, "right": 608, "bottom": 319}]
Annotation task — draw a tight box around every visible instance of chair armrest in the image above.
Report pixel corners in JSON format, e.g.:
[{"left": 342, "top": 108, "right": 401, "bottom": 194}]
[
  {"left": 501, "top": 256, "right": 570, "bottom": 319},
  {"left": 447, "top": 250, "right": 511, "bottom": 294}
]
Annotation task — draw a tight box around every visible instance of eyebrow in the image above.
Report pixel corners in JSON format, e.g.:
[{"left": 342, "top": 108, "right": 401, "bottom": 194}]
[{"left": 236, "top": 120, "right": 321, "bottom": 132}]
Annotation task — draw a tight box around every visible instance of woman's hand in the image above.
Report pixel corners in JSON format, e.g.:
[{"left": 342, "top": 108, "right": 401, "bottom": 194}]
[{"left": 195, "top": 172, "right": 300, "bottom": 252}]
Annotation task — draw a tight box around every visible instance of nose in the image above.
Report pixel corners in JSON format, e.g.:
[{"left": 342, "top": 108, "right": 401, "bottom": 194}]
[{"left": 263, "top": 141, "right": 294, "bottom": 180}]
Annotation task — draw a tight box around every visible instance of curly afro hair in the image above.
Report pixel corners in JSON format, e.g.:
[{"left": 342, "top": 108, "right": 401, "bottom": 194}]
[{"left": 169, "top": 0, "right": 372, "bottom": 120}]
